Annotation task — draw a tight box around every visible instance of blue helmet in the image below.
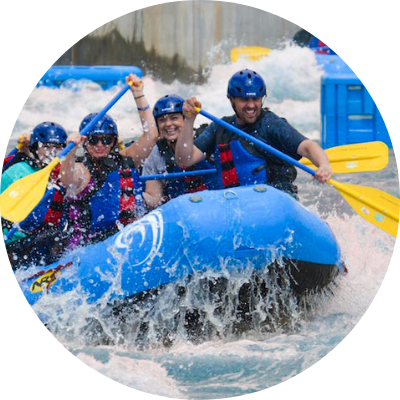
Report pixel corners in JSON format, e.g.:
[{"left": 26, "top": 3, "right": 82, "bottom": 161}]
[
  {"left": 29, "top": 122, "right": 67, "bottom": 150},
  {"left": 79, "top": 113, "right": 118, "bottom": 136},
  {"left": 153, "top": 94, "right": 184, "bottom": 119},
  {"left": 227, "top": 69, "right": 267, "bottom": 98}
]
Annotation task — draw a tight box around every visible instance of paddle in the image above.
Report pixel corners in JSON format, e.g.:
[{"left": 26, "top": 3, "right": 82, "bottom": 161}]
[
  {"left": 0, "top": 81, "right": 134, "bottom": 223},
  {"left": 140, "top": 169, "right": 217, "bottom": 182},
  {"left": 140, "top": 141, "right": 388, "bottom": 182},
  {"left": 138, "top": 141, "right": 389, "bottom": 183},
  {"left": 300, "top": 141, "right": 388, "bottom": 173},
  {"left": 139, "top": 142, "right": 388, "bottom": 183},
  {"left": 195, "top": 107, "right": 399, "bottom": 237},
  {"left": 230, "top": 46, "right": 271, "bottom": 63}
]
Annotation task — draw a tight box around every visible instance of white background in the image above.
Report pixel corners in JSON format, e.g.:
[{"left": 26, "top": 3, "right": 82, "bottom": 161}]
[{"left": 1, "top": 1, "right": 398, "bottom": 399}]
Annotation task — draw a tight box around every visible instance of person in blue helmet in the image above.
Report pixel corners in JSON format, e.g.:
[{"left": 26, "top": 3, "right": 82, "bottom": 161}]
[
  {"left": 293, "top": 28, "right": 336, "bottom": 55},
  {"left": 141, "top": 94, "right": 216, "bottom": 209},
  {"left": 2, "top": 121, "right": 68, "bottom": 269},
  {"left": 1, "top": 121, "right": 67, "bottom": 191},
  {"left": 175, "top": 69, "right": 332, "bottom": 197},
  {"left": 60, "top": 73, "right": 159, "bottom": 249}
]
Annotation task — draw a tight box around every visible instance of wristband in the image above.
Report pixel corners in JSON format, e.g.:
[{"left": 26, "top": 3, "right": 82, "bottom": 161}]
[
  {"left": 137, "top": 104, "right": 150, "bottom": 111},
  {"left": 134, "top": 94, "right": 145, "bottom": 100}
]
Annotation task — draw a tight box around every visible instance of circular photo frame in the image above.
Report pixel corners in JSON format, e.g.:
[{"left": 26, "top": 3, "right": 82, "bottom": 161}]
[{"left": 1, "top": 1, "right": 399, "bottom": 399}]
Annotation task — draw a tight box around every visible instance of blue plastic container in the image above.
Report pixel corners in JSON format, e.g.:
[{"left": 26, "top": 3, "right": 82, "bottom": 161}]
[
  {"left": 37, "top": 65, "right": 143, "bottom": 90},
  {"left": 315, "top": 53, "right": 353, "bottom": 75},
  {"left": 321, "top": 70, "right": 391, "bottom": 149}
]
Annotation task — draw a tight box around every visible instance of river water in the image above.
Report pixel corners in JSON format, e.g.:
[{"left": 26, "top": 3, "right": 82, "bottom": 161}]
[{"left": 3, "top": 45, "right": 399, "bottom": 399}]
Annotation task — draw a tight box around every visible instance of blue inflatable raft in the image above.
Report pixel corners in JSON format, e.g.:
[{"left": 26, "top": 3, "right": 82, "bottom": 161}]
[
  {"left": 17, "top": 185, "right": 343, "bottom": 308},
  {"left": 37, "top": 65, "right": 143, "bottom": 90}
]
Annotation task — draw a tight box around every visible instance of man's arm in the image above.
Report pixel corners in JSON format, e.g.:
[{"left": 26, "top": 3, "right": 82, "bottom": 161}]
[{"left": 297, "top": 139, "right": 332, "bottom": 183}]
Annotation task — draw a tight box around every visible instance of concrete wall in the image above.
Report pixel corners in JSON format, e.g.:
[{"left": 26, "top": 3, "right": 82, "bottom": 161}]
[{"left": 58, "top": 1, "right": 301, "bottom": 82}]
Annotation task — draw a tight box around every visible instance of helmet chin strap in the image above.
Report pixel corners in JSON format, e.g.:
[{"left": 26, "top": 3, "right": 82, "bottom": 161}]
[
  {"left": 229, "top": 98, "right": 237, "bottom": 115},
  {"left": 262, "top": 95, "right": 267, "bottom": 107}
]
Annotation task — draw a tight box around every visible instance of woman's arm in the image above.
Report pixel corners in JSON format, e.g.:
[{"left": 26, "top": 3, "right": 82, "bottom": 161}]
[
  {"left": 143, "top": 180, "right": 164, "bottom": 210},
  {"left": 120, "top": 74, "right": 159, "bottom": 169},
  {"left": 59, "top": 132, "right": 90, "bottom": 195},
  {"left": 175, "top": 97, "right": 206, "bottom": 167}
]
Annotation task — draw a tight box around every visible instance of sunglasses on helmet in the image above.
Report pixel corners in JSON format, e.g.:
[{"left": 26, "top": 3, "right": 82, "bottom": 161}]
[{"left": 86, "top": 135, "right": 115, "bottom": 146}]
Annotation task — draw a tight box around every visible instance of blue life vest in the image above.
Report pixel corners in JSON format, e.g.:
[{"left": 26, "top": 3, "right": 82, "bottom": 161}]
[
  {"left": 88, "top": 168, "right": 145, "bottom": 232},
  {"left": 214, "top": 110, "right": 299, "bottom": 195},
  {"left": 61, "top": 155, "right": 145, "bottom": 248}
]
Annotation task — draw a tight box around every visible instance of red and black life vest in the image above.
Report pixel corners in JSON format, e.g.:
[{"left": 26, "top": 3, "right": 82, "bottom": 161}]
[
  {"left": 217, "top": 142, "right": 240, "bottom": 188},
  {"left": 43, "top": 164, "right": 64, "bottom": 227},
  {"left": 18, "top": 164, "right": 65, "bottom": 233},
  {"left": 157, "top": 138, "right": 208, "bottom": 200}
]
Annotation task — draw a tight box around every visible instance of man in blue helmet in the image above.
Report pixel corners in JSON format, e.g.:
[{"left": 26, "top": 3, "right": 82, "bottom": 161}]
[
  {"left": 2, "top": 121, "right": 68, "bottom": 269},
  {"left": 175, "top": 69, "right": 332, "bottom": 197},
  {"left": 60, "top": 74, "right": 159, "bottom": 249},
  {"left": 141, "top": 94, "right": 216, "bottom": 209}
]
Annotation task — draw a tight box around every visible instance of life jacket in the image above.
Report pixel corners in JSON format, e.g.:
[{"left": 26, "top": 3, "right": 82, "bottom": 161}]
[
  {"left": 213, "top": 109, "right": 298, "bottom": 195},
  {"left": 2, "top": 152, "right": 37, "bottom": 173},
  {"left": 61, "top": 154, "right": 145, "bottom": 249},
  {"left": 3, "top": 154, "right": 14, "bottom": 169},
  {"left": 156, "top": 138, "right": 210, "bottom": 200},
  {"left": 19, "top": 164, "right": 65, "bottom": 232}
]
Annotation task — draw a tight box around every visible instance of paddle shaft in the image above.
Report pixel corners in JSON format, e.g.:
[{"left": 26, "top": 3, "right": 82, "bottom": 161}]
[
  {"left": 4, "top": 227, "right": 17, "bottom": 242},
  {"left": 6, "top": 147, "right": 19, "bottom": 158},
  {"left": 140, "top": 169, "right": 217, "bottom": 182},
  {"left": 58, "top": 82, "right": 134, "bottom": 159},
  {"left": 196, "top": 108, "right": 316, "bottom": 176}
]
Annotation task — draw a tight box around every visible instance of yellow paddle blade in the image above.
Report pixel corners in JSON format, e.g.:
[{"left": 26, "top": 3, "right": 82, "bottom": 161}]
[
  {"left": 330, "top": 179, "right": 399, "bottom": 237},
  {"left": 230, "top": 46, "right": 271, "bottom": 63},
  {"left": 300, "top": 142, "right": 389, "bottom": 173},
  {"left": 0, "top": 158, "right": 60, "bottom": 222}
]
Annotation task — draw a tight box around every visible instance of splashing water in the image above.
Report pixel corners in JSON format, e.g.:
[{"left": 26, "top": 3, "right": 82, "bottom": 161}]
[
  {"left": 9, "top": 45, "right": 323, "bottom": 150},
  {"left": 6, "top": 45, "right": 398, "bottom": 398}
]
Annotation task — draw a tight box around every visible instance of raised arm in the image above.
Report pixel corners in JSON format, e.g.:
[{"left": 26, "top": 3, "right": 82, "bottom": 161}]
[
  {"left": 16, "top": 134, "right": 31, "bottom": 157},
  {"left": 60, "top": 132, "right": 90, "bottom": 195},
  {"left": 175, "top": 97, "right": 206, "bottom": 167},
  {"left": 120, "top": 74, "right": 159, "bottom": 169},
  {"left": 297, "top": 139, "right": 332, "bottom": 183}
]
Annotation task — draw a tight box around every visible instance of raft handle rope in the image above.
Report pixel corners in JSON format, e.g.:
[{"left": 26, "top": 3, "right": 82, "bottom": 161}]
[{"left": 224, "top": 190, "right": 238, "bottom": 200}]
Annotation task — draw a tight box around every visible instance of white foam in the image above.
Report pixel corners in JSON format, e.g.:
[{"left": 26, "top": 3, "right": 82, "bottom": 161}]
[
  {"left": 77, "top": 351, "right": 185, "bottom": 398},
  {"left": 9, "top": 45, "right": 323, "bottom": 149}
]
